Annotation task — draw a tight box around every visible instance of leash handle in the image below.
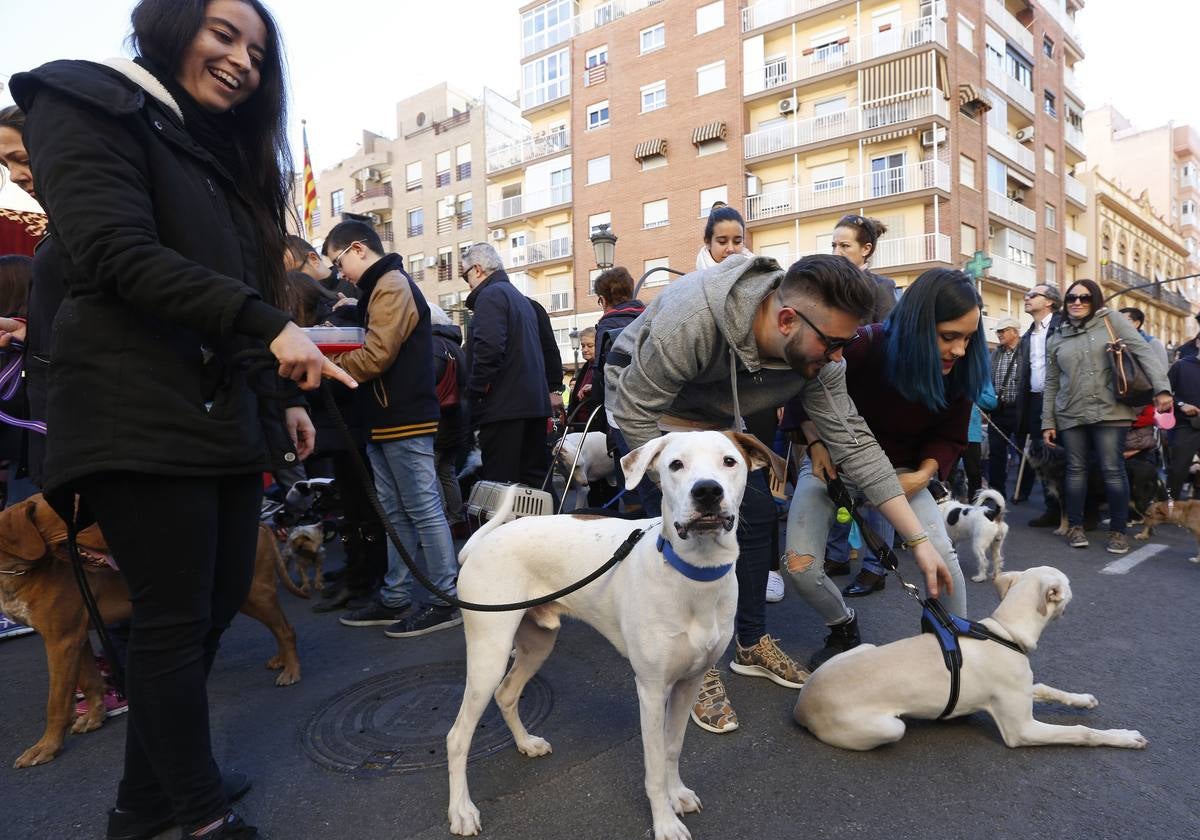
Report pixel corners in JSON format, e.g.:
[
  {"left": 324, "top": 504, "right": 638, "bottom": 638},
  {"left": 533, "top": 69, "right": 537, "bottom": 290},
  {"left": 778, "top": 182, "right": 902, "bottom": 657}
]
[{"left": 824, "top": 476, "right": 922, "bottom": 602}]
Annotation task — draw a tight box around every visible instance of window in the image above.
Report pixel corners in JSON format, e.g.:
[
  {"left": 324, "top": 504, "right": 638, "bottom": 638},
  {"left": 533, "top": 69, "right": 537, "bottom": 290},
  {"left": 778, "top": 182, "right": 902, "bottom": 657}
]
[
  {"left": 987, "top": 154, "right": 1008, "bottom": 194},
  {"left": 960, "top": 223, "right": 976, "bottom": 257},
  {"left": 407, "top": 207, "right": 423, "bottom": 237},
  {"left": 588, "top": 211, "right": 611, "bottom": 236},
  {"left": 699, "top": 185, "right": 728, "bottom": 217},
  {"left": 870, "top": 153, "right": 906, "bottom": 198},
  {"left": 522, "top": 48, "right": 570, "bottom": 109},
  {"left": 957, "top": 15, "right": 975, "bottom": 51},
  {"left": 1045, "top": 259, "right": 1056, "bottom": 284},
  {"left": 643, "top": 198, "right": 669, "bottom": 229},
  {"left": 331, "top": 189, "right": 344, "bottom": 216},
  {"left": 643, "top": 257, "right": 671, "bottom": 286},
  {"left": 1043, "top": 90, "right": 1057, "bottom": 118},
  {"left": 1045, "top": 203, "right": 1057, "bottom": 230},
  {"left": 521, "top": 0, "right": 573, "bottom": 57},
  {"left": 813, "top": 96, "right": 848, "bottom": 118},
  {"left": 811, "top": 162, "right": 845, "bottom": 194},
  {"left": 549, "top": 166, "right": 571, "bottom": 205},
  {"left": 697, "top": 137, "right": 728, "bottom": 156},
  {"left": 959, "top": 154, "right": 976, "bottom": 189},
  {"left": 436, "top": 246, "right": 453, "bottom": 282},
  {"left": 1044, "top": 146, "right": 1056, "bottom": 174},
  {"left": 697, "top": 60, "right": 726, "bottom": 96},
  {"left": 586, "top": 100, "right": 610, "bottom": 131},
  {"left": 408, "top": 252, "right": 424, "bottom": 282},
  {"left": 640, "top": 80, "right": 667, "bottom": 113},
  {"left": 436, "top": 150, "right": 451, "bottom": 187},
  {"left": 641, "top": 154, "right": 667, "bottom": 172},
  {"left": 457, "top": 192, "right": 473, "bottom": 229},
  {"left": 1043, "top": 36, "right": 1054, "bottom": 58},
  {"left": 456, "top": 143, "right": 472, "bottom": 181},
  {"left": 587, "top": 155, "right": 611, "bottom": 185},
  {"left": 696, "top": 1, "right": 724, "bottom": 34},
  {"left": 1006, "top": 49, "right": 1032, "bottom": 91},
  {"left": 588, "top": 268, "right": 604, "bottom": 294},
  {"left": 585, "top": 45, "right": 608, "bottom": 68},
  {"left": 640, "top": 22, "right": 665, "bottom": 55},
  {"left": 405, "top": 162, "right": 422, "bottom": 191},
  {"left": 438, "top": 293, "right": 459, "bottom": 311}
]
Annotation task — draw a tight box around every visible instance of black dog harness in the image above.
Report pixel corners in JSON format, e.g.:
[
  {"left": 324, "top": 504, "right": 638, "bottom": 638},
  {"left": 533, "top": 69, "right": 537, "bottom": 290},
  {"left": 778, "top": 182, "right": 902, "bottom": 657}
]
[{"left": 921, "top": 597, "right": 1026, "bottom": 719}]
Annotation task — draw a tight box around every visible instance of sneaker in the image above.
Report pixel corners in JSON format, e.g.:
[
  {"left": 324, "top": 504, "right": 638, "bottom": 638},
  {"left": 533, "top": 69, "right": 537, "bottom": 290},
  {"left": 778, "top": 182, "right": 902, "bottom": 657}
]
[
  {"left": 690, "top": 669, "right": 738, "bottom": 733},
  {"left": 383, "top": 605, "right": 463, "bottom": 638},
  {"left": 106, "top": 773, "right": 251, "bottom": 840},
  {"left": 338, "top": 598, "right": 412, "bottom": 627},
  {"left": 765, "top": 570, "right": 786, "bottom": 603},
  {"left": 75, "top": 687, "right": 129, "bottom": 720},
  {"left": 186, "top": 811, "right": 258, "bottom": 839},
  {"left": 729, "top": 634, "right": 809, "bottom": 689},
  {"left": 1066, "top": 527, "right": 1089, "bottom": 548},
  {"left": 1105, "top": 532, "right": 1130, "bottom": 555}
]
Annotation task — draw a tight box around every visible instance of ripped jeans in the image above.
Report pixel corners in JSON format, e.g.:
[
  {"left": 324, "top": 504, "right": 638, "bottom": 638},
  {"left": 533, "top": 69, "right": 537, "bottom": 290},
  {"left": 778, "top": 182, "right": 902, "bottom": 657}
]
[{"left": 784, "top": 462, "right": 967, "bottom": 623}]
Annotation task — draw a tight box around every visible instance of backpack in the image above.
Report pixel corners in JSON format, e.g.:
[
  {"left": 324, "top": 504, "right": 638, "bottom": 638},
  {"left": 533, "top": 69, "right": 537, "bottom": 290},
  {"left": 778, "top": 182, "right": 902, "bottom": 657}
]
[{"left": 434, "top": 347, "right": 460, "bottom": 409}]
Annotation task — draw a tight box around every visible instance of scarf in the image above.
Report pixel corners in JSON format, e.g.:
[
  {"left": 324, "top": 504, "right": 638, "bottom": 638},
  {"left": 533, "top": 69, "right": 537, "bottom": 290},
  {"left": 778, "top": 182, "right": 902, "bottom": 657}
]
[{"left": 695, "top": 246, "right": 756, "bottom": 271}]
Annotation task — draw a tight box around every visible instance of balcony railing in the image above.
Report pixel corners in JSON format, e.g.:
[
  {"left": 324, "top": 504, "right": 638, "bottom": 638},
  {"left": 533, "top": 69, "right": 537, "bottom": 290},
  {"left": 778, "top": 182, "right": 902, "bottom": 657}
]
[
  {"left": 488, "top": 184, "right": 573, "bottom": 221},
  {"left": 985, "top": 55, "right": 1035, "bottom": 113},
  {"left": 351, "top": 183, "right": 392, "bottom": 206},
  {"left": 502, "top": 236, "right": 572, "bottom": 268},
  {"left": 1065, "top": 123, "right": 1085, "bottom": 153},
  {"left": 376, "top": 221, "right": 394, "bottom": 245},
  {"left": 1162, "top": 287, "right": 1193, "bottom": 312},
  {"left": 744, "top": 89, "right": 948, "bottom": 159},
  {"left": 1065, "top": 228, "right": 1088, "bottom": 258},
  {"left": 528, "top": 289, "right": 574, "bottom": 314},
  {"left": 745, "top": 160, "right": 950, "bottom": 221},
  {"left": 754, "top": 17, "right": 947, "bottom": 94},
  {"left": 741, "top": 0, "right": 840, "bottom": 33},
  {"left": 521, "top": 0, "right": 668, "bottom": 57},
  {"left": 985, "top": 0, "right": 1033, "bottom": 55},
  {"left": 1064, "top": 173, "right": 1087, "bottom": 206},
  {"left": 988, "top": 254, "right": 1036, "bottom": 288},
  {"left": 988, "top": 189, "right": 1036, "bottom": 231},
  {"left": 486, "top": 128, "right": 570, "bottom": 174},
  {"left": 873, "top": 232, "right": 951, "bottom": 270},
  {"left": 1181, "top": 171, "right": 1199, "bottom": 192},
  {"left": 987, "top": 129, "right": 1035, "bottom": 171}
]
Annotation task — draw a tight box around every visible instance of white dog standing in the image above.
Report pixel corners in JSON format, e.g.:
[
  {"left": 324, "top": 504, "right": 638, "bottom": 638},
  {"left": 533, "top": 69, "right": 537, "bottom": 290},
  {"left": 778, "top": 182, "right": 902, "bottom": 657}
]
[
  {"left": 555, "top": 431, "right": 616, "bottom": 488},
  {"left": 446, "top": 431, "right": 777, "bottom": 840},
  {"left": 794, "top": 566, "right": 1146, "bottom": 751},
  {"left": 934, "top": 486, "right": 1009, "bottom": 582}
]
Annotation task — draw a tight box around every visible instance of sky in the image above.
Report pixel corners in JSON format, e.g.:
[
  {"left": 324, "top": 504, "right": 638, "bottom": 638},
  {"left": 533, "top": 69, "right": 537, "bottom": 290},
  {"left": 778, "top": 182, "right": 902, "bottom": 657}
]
[{"left": 1, "top": 0, "right": 1197, "bottom": 211}]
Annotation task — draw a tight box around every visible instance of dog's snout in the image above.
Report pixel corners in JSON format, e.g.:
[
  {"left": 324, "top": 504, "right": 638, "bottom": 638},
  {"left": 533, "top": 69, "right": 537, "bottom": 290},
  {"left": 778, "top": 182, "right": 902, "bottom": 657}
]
[{"left": 690, "top": 479, "right": 724, "bottom": 508}]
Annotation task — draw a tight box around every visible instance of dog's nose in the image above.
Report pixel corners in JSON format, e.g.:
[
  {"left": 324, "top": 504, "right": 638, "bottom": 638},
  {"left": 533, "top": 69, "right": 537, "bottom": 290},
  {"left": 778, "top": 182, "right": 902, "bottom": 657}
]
[{"left": 691, "top": 480, "right": 724, "bottom": 508}]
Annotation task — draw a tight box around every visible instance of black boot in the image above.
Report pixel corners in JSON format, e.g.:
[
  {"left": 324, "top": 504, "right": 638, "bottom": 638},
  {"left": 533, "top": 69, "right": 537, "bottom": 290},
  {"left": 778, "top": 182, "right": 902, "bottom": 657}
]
[{"left": 807, "top": 614, "right": 861, "bottom": 671}]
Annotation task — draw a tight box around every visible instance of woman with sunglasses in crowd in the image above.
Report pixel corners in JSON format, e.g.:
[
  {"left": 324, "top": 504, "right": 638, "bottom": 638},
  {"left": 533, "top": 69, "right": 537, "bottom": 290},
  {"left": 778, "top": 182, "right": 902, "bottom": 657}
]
[
  {"left": 1042, "top": 279, "right": 1172, "bottom": 554},
  {"left": 782, "top": 268, "right": 983, "bottom": 666}
]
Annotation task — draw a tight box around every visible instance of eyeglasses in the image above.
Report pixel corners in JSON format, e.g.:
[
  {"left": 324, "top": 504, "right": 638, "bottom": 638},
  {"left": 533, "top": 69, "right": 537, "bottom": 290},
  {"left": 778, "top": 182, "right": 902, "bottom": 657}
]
[
  {"left": 1064, "top": 293, "right": 1093, "bottom": 304},
  {"left": 786, "top": 305, "right": 861, "bottom": 358},
  {"left": 1024, "top": 291, "right": 1046, "bottom": 300},
  {"left": 330, "top": 240, "right": 364, "bottom": 271},
  {"left": 460, "top": 264, "right": 476, "bottom": 282}
]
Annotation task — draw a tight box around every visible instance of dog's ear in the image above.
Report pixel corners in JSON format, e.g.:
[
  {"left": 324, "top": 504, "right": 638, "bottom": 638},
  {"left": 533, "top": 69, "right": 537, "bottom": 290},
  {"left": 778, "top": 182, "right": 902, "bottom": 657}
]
[
  {"left": 723, "top": 431, "right": 786, "bottom": 487},
  {"left": 1038, "top": 578, "right": 1068, "bottom": 617},
  {"left": 0, "top": 500, "right": 49, "bottom": 563},
  {"left": 620, "top": 436, "right": 672, "bottom": 490},
  {"left": 993, "top": 571, "right": 1020, "bottom": 600}
]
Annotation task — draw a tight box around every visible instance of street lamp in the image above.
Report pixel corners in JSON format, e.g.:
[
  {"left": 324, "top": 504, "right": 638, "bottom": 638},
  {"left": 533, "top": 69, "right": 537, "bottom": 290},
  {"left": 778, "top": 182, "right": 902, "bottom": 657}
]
[
  {"left": 590, "top": 223, "right": 617, "bottom": 269},
  {"left": 569, "top": 326, "right": 581, "bottom": 372}
]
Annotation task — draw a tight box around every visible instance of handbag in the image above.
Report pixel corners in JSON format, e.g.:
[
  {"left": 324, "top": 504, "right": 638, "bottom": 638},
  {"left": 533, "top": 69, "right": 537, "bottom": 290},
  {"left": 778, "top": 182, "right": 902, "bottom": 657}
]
[{"left": 1101, "top": 313, "right": 1155, "bottom": 407}]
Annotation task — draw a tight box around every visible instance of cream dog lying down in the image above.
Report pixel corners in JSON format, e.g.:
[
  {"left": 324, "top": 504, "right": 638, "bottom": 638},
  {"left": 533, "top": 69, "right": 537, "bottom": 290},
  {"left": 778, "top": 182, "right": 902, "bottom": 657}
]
[{"left": 794, "top": 566, "right": 1147, "bottom": 751}]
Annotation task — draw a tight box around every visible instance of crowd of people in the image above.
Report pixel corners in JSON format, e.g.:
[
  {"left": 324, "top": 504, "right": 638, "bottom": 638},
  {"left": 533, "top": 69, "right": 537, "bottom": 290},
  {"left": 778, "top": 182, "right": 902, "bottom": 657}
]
[{"left": 0, "top": 1, "right": 1197, "bottom": 838}]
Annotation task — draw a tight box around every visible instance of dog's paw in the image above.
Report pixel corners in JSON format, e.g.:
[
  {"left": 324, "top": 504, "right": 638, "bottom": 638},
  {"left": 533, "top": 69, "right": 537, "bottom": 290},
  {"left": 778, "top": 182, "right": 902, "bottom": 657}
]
[
  {"left": 970, "top": 573, "right": 988, "bottom": 583},
  {"left": 516, "top": 735, "right": 552, "bottom": 757},
  {"left": 1189, "top": 556, "right": 1199, "bottom": 564},
  {"left": 1133, "top": 531, "right": 1151, "bottom": 541},
  {"left": 71, "top": 711, "right": 105, "bottom": 735},
  {"left": 448, "top": 800, "right": 482, "bottom": 836},
  {"left": 14, "top": 740, "right": 60, "bottom": 768},
  {"left": 1080, "top": 694, "right": 1099, "bottom": 709},
  {"left": 1107, "top": 729, "right": 1148, "bottom": 749},
  {"left": 273, "top": 666, "right": 301, "bottom": 687},
  {"left": 669, "top": 785, "right": 702, "bottom": 815},
  {"left": 1053, "top": 526, "right": 1068, "bottom": 536},
  {"left": 314, "top": 578, "right": 325, "bottom": 591},
  {"left": 654, "top": 814, "right": 693, "bottom": 840}
]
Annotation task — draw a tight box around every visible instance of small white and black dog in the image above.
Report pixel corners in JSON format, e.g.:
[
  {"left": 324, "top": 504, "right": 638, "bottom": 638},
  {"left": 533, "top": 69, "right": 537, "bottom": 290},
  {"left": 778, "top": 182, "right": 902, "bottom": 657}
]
[{"left": 930, "top": 483, "right": 1009, "bottom": 582}]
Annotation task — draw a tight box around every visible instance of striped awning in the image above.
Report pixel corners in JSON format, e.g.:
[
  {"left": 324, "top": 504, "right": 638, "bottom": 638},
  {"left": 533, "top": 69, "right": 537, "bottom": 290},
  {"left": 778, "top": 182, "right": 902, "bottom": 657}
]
[
  {"left": 633, "top": 138, "right": 667, "bottom": 160},
  {"left": 861, "top": 53, "right": 950, "bottom": 103},
  {"left": 958, "top": 83, "right": 994, "bottom": 112},
  {"left": 692, "top": 121, "right": 727, "bottom": 145},
  {"left": 860, "top": 125, "right": 920, "bottom": 145}
]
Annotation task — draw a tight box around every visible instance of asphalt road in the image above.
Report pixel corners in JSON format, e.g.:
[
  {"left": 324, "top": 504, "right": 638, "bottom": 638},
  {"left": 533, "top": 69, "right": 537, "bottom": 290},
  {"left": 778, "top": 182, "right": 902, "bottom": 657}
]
[{"left": 3, "top": 496, "right": 1199, "bottom": 840}]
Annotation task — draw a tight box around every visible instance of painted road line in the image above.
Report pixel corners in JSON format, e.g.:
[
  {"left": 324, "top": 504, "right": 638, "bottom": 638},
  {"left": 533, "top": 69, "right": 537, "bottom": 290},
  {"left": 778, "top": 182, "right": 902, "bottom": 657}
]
[{"left": 1100, "top": 543, "right": 1169, "bottom": 575}]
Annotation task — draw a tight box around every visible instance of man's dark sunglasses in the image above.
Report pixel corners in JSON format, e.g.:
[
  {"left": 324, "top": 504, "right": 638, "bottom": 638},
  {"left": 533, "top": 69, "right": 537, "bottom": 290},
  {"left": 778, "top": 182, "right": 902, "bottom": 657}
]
[{"left": 789, "top": 307, "right": 861, "bottom": 357}]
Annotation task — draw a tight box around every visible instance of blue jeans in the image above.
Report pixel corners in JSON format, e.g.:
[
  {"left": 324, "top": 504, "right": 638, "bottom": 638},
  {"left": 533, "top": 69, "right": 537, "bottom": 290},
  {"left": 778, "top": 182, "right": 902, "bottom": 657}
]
[
  {"left": 1059, "top": 423, "right": 1130, "bottom": 533},
  {"left": 367, "top": 435, "right": 458, "bottom": 608}
]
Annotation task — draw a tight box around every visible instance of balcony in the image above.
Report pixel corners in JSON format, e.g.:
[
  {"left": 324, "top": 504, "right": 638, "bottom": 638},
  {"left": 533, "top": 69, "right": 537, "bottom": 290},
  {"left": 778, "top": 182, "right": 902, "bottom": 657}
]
[
  {"left": 873, "top": 232, "right": 951, "bottom": 270},
  {"left": 376, "top": 221, "right": 394, "bottom": 249},
  {"left": 1182, "top": 210, "right": 1198, "bottom": 228},
  {"left": 1102, "top": 261, "right": 1147, "bottom": 292},
  {"left": 502, "top": 236, "right": 572, "bottom": 269},
  {"left": 351, "top": 183, "right": 393, "bottom": 212},
  {"left": 744, "top": 89, "right": 949, "bottom": 159},
  {"left": 985, "top": 0, "right": 1033, "bottom": 56},
  {"left": 1063, "top": 65, "right": 1083, "bottom": 98},
  {"left": 1065, "top": 123, "right": 1085, "bottom": 155},
  {"left": 752, "top": 17, "right": 947, "bottom": 94},
  {"left": 987, "top": 129, "right": 1035, "bottom": 172},
  {"left": 1181, "top": 170, "right": 1199, "bottom": 192},
  {"left": 528, "top": 289, "right": 574, "bottom": 314},
  {"left": 988, "top": 189, "right": 1036, "bottom": 231},
  {"left": 1161, "top": 287, "right": 1193, "bottom": 313},
  {"left": 745, "top": 160, "right": 950, "bottom": 221},
  {"left": 488, "top": 184, "right": 572, "bottom": 222},
  {"left": 985, "top": 55, "right": 1034, "bottom": 113},
  {"left": 486, "top": 128, "right": 570, "bottom": 174},
  {"left": 988, "top": 254, "right": 1037, "bottom": 288},
  {"left": 346, "top": 149, "right": 391, "bottom": 177},
  {"left": 1064, "top": 173, "right": 1087, "bottom": 207},
  {"left": 741, "top": 0, "right": 841, "bottom": 33},
  {"left": 1065, "top": 228, "right": 1088, "bottom": 259}
]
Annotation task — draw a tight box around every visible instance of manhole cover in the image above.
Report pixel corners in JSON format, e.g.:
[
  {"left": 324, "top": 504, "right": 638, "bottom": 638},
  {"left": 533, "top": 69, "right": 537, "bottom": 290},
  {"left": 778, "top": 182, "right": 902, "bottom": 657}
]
[{"left": 302, "top": 661, "right": 553, "bottom": 775}]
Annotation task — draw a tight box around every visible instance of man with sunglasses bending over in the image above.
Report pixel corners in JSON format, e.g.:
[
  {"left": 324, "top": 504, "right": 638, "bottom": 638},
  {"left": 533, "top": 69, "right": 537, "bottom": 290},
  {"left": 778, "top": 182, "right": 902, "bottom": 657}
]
[{"left": 604, "top": 254, "right": 953, "bottom": 714}]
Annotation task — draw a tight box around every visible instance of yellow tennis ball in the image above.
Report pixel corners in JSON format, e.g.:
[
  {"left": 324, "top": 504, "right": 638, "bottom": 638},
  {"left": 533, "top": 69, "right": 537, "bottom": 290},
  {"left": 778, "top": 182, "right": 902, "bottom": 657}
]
[{"left": 836, "top": 507, "right": 852, "bottom": 524}]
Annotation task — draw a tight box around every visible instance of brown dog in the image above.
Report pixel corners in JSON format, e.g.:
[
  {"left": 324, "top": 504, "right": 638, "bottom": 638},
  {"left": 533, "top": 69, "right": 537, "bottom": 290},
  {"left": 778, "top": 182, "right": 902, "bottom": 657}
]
[
  {"left": 0, "top": 494, "right": 305, "bottom": 769},
  {"left": 1134, "top": 500, "right": 1200, "bottom": 562},
  {"left": 283, "top": 523, "right": 325, "bottom": 595}
]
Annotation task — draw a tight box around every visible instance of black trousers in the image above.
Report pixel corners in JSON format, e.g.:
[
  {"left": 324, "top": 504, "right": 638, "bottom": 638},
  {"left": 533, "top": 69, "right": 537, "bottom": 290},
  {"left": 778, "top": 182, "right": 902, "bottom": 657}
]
[
  {"left": 78, "top": 472, "right": 262, "bottom": 828},
  {"left": 986, "top": 404, "right": 1019, "bottom": 495},
  {"left": 1168, "top": 425, "right": 1200, "bottom": 500},
  {"left": 963, "top": 442, "right": 983, "bottom": 500},
  {"left": 734, "top": 468, "right": 775, "bottom": 648},
  {"left": 332, "top": 449, "right": 387, "bottom": 593},
  {"left": 478, "top": 417, "right": 548, "bottom": 487}
]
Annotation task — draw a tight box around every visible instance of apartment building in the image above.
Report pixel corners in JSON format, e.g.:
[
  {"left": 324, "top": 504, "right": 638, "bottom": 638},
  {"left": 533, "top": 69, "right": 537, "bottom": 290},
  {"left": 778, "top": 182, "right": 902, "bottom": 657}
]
[
  {"left": 740, "top": 0, "right": 1088, "bottom": 330},
  {"left": 1077, "top": 169, "right": 1193, "bottom": 350},
  {"left": 299, "top": 83, "right": 492, "bottom": 318}
]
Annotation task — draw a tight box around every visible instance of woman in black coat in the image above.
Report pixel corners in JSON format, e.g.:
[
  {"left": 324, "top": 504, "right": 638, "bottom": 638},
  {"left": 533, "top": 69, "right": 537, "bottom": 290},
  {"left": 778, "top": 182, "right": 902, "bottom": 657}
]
[{"left": 12, "top": 2, "right": 353, "bottom": 837}]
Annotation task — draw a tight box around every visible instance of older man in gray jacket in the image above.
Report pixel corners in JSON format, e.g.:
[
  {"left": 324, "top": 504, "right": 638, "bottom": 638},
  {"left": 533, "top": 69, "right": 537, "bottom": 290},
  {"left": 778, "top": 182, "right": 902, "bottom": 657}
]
[{"left": 605, "top": 253, "right": 952, "bottom": 733}]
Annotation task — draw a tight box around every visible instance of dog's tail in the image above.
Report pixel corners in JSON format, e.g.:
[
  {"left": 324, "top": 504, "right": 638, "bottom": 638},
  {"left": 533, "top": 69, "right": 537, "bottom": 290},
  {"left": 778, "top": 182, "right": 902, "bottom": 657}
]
[
  {"left": 972, "top": 488, "right": 1007, "bottom": 522},
  {"left": 262, "top": 525, "right": 308, "bottom": 599},
  {"left": 458, "top": 484, "right": 519, "bottom": 567}
]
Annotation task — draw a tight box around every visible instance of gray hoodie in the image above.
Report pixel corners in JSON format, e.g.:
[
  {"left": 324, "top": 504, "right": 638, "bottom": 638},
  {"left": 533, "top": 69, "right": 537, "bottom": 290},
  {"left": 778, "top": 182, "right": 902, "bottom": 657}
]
[{"left": 604, "top": 255, "right": 903, "bottom": 506}]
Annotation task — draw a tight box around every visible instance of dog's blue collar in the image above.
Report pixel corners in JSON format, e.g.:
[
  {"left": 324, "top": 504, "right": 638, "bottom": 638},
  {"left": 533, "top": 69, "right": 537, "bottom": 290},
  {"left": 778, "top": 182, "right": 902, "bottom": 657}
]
[{"left": 656, "top": 534, "right": 734, "bottom": 582}]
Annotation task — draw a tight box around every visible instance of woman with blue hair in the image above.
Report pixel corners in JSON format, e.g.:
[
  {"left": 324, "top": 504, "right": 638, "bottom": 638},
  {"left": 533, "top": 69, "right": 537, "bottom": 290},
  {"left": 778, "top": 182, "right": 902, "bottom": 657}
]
[{"left": 782, "top": 267, "right": 988, "bottom": 667}]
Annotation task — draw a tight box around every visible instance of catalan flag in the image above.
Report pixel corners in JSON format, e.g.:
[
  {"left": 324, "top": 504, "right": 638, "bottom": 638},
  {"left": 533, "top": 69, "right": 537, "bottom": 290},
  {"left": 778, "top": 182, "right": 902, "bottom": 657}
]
[{"left": 301, "top": 119, "right": 317, "bottom": 239}]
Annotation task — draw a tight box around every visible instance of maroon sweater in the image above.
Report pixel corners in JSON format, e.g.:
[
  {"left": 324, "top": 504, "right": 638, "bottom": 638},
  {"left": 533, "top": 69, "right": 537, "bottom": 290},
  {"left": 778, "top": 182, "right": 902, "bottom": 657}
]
[{"left": 782, "top": 324, "right": 971, "bottom": 480}]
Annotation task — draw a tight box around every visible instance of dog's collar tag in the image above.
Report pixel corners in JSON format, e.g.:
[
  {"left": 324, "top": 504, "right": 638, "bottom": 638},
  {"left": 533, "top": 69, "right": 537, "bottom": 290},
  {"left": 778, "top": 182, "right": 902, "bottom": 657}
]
[{"left": 656, "top": 535, "right": 734, "bottom": 582}]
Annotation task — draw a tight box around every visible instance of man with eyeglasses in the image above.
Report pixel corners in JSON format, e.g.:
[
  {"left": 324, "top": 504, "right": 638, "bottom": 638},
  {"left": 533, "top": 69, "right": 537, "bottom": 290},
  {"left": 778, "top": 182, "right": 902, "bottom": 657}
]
[
  {"left": 1014, "top": 283, "right": 1064, "bottom": 523},
  {"left": 604, "top": 252, "right": 953, "bottom": 733}
]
